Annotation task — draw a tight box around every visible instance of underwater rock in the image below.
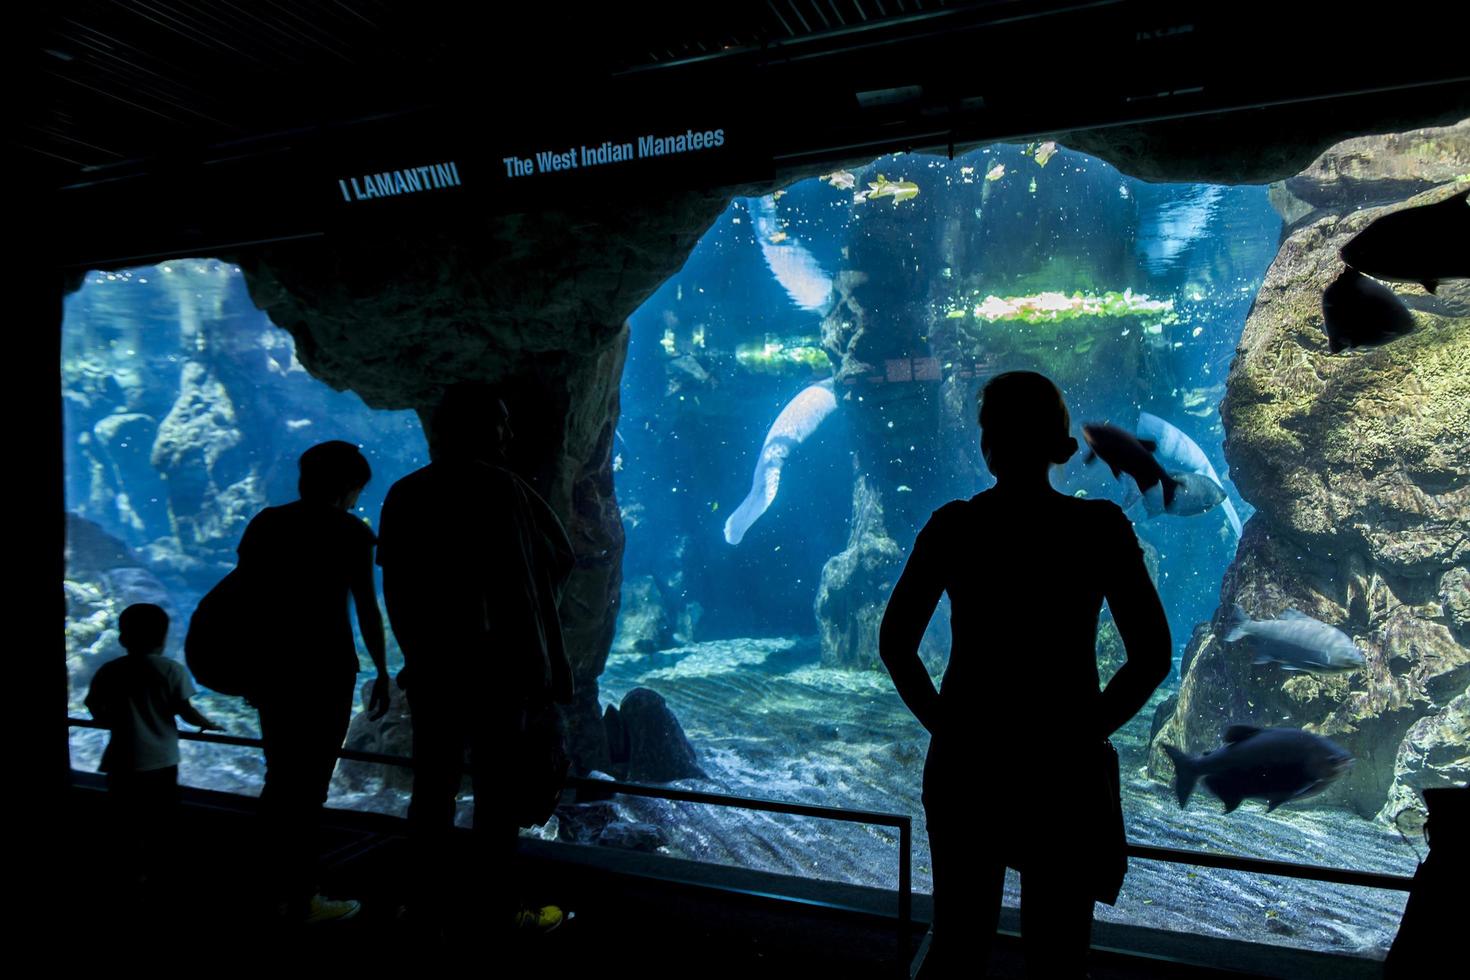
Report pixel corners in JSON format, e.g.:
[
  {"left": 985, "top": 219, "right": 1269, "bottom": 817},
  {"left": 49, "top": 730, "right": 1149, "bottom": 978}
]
[
  {"left": 101, "top": 567, "right": 172, "bottom": 610},
  {"left": 1037, "top": 94, "right": 1470, "bottom": 185},
  {"left": 619, "top": 687, "right": 706, "bottom": 783},
  {"left": 1150, "top": 693, "right": 1179, "bottom": 745},
  {"left": 1153, "top": 122, "right": 1470, "bottom": 819},
  {"left": 1440, "top": 566, "right": 1470, "bottom": 643},
  {"left": 1283, "top": 121, "right": 1470, "bottom": 210},
  {"left": 1375, "top": 688, "right": 1470, "bottom": 834},
  {"left": 90, "top": 413, "right": 170, "bottom": 536},
  {"left": 63, "top": 517, "right": 176, "bottom": 703},
  {"left": 554, "top": 800, "right": 620, "bottom": 844},
  {"left": 337, "top": 676, "right": 416, "bottom": 793},
  {"left": 237, "top": 202, "right": 693, "bottom": 775},
  {"left": 151, "top": 361, "right": 260, "bottom": 560},
  {"left": 596, "top": 821, "right": 669, "bottom": 852},
  {"left": 814, "top": 474, "right": 903, "bottom": 671},
  {"left": 1096, "top": 619, "right": 1127, "bottom": 688},
  {"left": 1268, "top": 181, "right": 1316, "bottom": 229},
  {"left": 612, "top": 575, "right": 672, "bottom": 654},
  {"left": 603, "top": 704, "right": 628, "bottom": 766},
  {"left": 65, "top": 513, "right": 144, "bottom": 579},
  {"left": 673, "top": 601, "right": 703, "bottom": 646}
]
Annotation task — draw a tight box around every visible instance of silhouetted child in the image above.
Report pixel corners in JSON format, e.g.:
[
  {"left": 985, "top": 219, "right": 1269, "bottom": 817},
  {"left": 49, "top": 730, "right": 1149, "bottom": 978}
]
[{"left": 85, "top": 602, "right": 219, "bottom": 885}]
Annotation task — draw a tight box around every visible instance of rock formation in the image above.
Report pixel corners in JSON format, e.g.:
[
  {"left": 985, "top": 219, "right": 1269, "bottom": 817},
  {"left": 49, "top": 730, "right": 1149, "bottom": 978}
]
[
  {"left": 1149, "top": 121, "right": 1470, "bottom": 824},
  {"left": 226, "top": 191, "right": 752, "bottom": 772},
  {"left": 814, "top": 474, "right": 903, "bottom": 670}
]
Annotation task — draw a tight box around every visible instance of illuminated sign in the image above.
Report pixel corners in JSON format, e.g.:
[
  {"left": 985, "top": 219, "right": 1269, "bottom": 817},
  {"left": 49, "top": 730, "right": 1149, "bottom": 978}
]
[
  {"left": 326, "top": 114, "right": 757, "bottom": 219},
  {"left": 502, "top": 128, "right": 727, "bottom": 178},
  {"left": 337, "top": 161, "right": 462, "bottom": 203}
]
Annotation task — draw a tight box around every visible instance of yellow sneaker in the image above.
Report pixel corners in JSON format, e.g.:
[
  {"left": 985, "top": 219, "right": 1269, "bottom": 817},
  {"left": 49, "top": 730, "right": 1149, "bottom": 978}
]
[
  {"left": 510, "top": 904, "right": 564, "bottom": 935},
  {"left": 302, "top": 894, "right": 362, "bottom": 924}
]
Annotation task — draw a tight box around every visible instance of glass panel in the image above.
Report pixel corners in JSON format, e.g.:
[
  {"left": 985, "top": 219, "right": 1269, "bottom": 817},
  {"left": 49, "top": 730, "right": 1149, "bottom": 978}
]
[
  {"left": 607, "top": 137, "right": 1447, "bottom": 956},
  {"left": 1100, "top": 860, "right": 1409, "bottom": 958},
  {"left": 63, "top": 260, "right": 427, "bottom": 815}
]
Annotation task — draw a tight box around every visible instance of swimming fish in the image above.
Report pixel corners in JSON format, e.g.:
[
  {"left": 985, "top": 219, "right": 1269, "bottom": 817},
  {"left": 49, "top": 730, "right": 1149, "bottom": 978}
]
[
  {"left": 1163, "top": 726, "right": 1354, "bottom": 813},
  {"left": 1034, "top": 141, "right": 1058, "bottom": 167},
  {"left": 724, "top": 379, "right": 839, "bottom": 545},
  {"left": 1126, "top": 471, "right": 1226, "bottom": 518},
  {"left": 985, "top": 163, "right": 1006, "bottom": 182},
  {"left": 858, "top": 174, "right": 919, "bottom": 206},
  {"left": 1321, "top": 269, "right": 1416, "bottom": 353},
  {"left": 821, "top": 170, "right": 856, "bottom": 190},
  {"left": 1339, "top": 188, "right": 1469, "bottom": 294},
  {"left": 767, "top": 231, "right": 788, "bottom": 244},
  {"left": 1082, "top": 423, "right": 1178, "bottom": 510},
  {"left": 1224, "top": 604, "right": 1366, "bottom": 674},
  {"left": 1136, "top": 412, "right": 1242, "bottom": 538}
]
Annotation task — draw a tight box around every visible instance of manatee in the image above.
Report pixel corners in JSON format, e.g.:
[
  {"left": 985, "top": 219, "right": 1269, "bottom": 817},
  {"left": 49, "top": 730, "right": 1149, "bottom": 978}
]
[
  {"left": 749, "top": 194, "right": 834, "bottom": 313},
  {"left": 1137, "top": 411, "right": 1242, "bottom": 538},
  {"left": 724, "top": 379, "right": 838, "bottom": 545}
]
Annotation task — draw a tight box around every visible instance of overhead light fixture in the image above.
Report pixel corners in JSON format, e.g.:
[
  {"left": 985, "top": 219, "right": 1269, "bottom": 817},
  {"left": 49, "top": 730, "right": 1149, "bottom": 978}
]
[{"left": 856, "top": 85, "right": 924, "bottom": 109}]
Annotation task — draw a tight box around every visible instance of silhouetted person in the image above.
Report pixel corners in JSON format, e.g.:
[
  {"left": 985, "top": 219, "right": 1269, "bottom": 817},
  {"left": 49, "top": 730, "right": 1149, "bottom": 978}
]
[
  {"left": 377, "top": 383, "right": 575, "bottom": 937},
  {"left": 238, "top": 440, "right": 389, "bottom": 923},
  {"left": 880, "top": 371, "right": 1170, "bottom": 978},
  {"left": 1385, "top": 786, "right": 1468, "bottom": 979},
  {"left": 85, "top": 603, "right": 220, "bottom": 886}
]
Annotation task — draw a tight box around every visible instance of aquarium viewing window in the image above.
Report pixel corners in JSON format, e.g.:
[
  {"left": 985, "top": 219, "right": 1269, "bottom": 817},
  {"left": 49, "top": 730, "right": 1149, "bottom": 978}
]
[{"left": 64, "top": 120, "right": 1469, "bottom": 966}]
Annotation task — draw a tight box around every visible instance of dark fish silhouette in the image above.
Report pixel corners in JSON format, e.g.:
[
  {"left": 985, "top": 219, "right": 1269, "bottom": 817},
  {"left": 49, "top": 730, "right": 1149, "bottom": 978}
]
[
  {"left": 1163, "top": 726, "right": 1353, "bottom": 813},
  {"left": 1321, "top": 269, "right": 1416, "bottom": 353},
  {"left": 1082, "top": 422, "right": 1178, "bottom": 509},
  {"left": 1122, "top": 471, "right": 1226, "bottom": 519},
  {"left": 1339, "top": 188, "right": 1469, "bottom": 294}
]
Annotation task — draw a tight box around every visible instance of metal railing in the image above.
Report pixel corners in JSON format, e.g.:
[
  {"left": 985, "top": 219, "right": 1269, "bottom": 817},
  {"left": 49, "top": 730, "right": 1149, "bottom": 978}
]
[
  {"left": 68, "top": 715, "right": 1417, "bottom": 955},
  {"left": 68, "top": 717, "right": 916, "bottom": 960}
]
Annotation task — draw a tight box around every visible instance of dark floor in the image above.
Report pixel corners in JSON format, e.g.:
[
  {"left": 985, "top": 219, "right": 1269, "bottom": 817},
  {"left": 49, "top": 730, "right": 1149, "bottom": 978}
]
[{"left": 62, "top": 781, "right": 1375, "bottom": 979}]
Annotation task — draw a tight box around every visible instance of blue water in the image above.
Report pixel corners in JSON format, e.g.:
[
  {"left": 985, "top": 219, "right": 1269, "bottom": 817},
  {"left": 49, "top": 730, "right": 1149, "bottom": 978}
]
[
  {"left": 61, "top": 143, "right": 1423, "bottom": 959},
  {"left": 618, "top": 146, "right": 1278, "bottom": 669}
]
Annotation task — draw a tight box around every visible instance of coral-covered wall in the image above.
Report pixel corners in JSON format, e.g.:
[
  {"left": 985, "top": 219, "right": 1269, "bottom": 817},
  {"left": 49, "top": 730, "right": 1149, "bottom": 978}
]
[{"left": 1148, "top": 121, "right": 1470, "bottom": 824}]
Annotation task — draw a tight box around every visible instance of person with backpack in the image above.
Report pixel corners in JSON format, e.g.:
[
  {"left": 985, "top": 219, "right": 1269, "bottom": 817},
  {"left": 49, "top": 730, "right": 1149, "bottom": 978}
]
[
  {"left": 236, "top": 440, "right": 391, "bottom": 924},
  {"left": 377, "top": 384, "right": 576, "bottom": 939}
]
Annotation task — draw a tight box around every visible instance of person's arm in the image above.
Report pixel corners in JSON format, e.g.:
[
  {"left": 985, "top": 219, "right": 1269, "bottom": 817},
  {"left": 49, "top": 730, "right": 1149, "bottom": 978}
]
[
  {"left": 84, "top": 673, "right": 112, "bottom": 729},
  {"left": 351, "top": 542, "right": 390, "bottom": 720},
  {"left": 879, "top": 513, "right": 949, "bottom": 737},
  {"left": 178, "top": 701, "right": 221, "bottom": 731},
  {"left": 1096, "top": 506, "right": 1172, "bottom": 740}
]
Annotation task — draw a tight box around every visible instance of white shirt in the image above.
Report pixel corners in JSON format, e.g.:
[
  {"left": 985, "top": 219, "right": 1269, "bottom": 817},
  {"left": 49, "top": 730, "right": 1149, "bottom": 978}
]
[{"left": 85, "top": 654, "right": 197, "bottom": 772}]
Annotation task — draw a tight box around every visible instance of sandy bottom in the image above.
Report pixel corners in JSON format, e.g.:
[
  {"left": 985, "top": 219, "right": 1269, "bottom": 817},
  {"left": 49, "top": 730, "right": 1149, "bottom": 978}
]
[{"left": 68, "top": 634, "right": 1416, "bottom": 958}]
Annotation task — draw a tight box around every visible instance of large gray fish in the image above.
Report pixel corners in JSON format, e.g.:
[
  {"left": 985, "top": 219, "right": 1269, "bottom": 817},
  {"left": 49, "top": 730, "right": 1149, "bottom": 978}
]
[
  {"left": 1224, "top": 604, "right": 1365, "bottom": 674},
  {"left": 1339, "top": 188, "right": 1469, "bottom": 294},
  {"left": 1164, "top": 726, "right": 1354, "bottom": 813}
]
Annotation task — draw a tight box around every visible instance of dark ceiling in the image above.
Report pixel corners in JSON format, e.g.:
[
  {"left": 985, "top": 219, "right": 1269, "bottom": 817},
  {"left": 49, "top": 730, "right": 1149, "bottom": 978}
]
[
  {"left": 23, "top": 0, "right": 1023, "bottom": 183},
  {"left": 20, "top": 1, "right": 1470, "bottom": 267}
]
